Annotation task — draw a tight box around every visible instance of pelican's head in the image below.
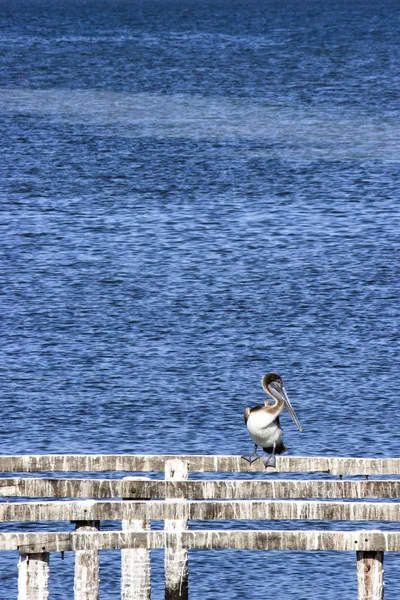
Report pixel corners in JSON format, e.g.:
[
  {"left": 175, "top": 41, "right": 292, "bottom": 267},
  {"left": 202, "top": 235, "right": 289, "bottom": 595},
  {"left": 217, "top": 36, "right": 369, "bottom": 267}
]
[{"left": 261, "top": 373, "right": 303, "bottom": 432}]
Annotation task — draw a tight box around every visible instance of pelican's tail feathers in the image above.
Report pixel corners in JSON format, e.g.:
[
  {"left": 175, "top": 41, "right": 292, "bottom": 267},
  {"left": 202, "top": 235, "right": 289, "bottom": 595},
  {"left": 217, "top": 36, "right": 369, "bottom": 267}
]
[{"left": 262, "top": 441, "right": 288, "bottom": 455}]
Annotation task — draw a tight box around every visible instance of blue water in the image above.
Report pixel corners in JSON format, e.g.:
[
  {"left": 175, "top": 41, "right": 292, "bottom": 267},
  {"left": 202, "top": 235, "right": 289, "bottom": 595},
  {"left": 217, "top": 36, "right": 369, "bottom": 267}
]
[{"left": 1, "top": 0, "right": 400, "bottom": 597}]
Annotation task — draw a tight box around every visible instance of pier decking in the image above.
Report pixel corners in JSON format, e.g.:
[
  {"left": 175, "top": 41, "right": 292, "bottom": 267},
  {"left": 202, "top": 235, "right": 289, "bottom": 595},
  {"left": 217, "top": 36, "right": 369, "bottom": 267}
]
[{"left": 1, "top": 454, "right": 399, "bottom": 599}]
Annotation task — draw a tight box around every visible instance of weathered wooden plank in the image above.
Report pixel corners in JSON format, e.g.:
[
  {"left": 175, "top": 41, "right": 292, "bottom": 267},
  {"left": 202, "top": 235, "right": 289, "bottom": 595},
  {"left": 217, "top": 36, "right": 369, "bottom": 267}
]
[
  {"left": 2, "top": 499, "right": 400, "bottom": 523},
  {"left": 1, "top": 478, "right": 400, "bottom": 499},
  {"left": 121, "top": 477, "right": 151, "bottom": 600},
  {"left": 356, "top": 551, "right": 384, "bottom": 600},
  {"left": 0, "top": 455, "right": 400, "bottom": 475},
  {"left": 165, "top": 459, "right": 189, "bottom": 600},
  {"left": 181, "top": 530, "right": 396, "bottom": 552},
  {"left": 73, "top": 520, "right": 100, "bottom": 600},
  {"left": 4, "top": 530, "right": 400, "bottom": 552},
  {"left": 18, "top": 552, "right": 49, "bottom": 600}
]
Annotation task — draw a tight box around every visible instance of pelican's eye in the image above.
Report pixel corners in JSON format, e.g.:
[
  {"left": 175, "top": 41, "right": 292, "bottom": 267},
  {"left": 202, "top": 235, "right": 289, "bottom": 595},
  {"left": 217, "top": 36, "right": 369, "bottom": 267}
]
[{"left": 268, "top": 379, "right": 284, "bottom": 397}]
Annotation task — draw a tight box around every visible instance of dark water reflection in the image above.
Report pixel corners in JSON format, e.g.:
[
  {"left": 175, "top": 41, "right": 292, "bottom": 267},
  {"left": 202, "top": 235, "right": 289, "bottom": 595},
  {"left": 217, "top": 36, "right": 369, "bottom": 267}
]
[{"left": 1, "top": 0, "right": 400, "bottom": 597}]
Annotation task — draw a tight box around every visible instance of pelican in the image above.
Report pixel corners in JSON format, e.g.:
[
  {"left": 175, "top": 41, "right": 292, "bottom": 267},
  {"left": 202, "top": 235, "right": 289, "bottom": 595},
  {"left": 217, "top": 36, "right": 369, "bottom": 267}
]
[{"left": 242, "top": 373, "right": 303, "bottom": 468}]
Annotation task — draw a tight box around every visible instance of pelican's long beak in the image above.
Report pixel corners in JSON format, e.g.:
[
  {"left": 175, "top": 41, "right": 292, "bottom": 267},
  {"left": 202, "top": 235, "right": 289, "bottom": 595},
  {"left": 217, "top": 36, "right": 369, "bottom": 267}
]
[
  {"left": 269, "top": 380, "right": 303, "bottom": 432},
  {"left": 281, "top": 385, "right": 303, "bottom": 432}
]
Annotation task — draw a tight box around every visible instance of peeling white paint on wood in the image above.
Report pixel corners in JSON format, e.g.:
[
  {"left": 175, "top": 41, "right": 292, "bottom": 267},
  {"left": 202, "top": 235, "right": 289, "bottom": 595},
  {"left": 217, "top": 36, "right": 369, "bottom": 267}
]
[
  {"left": 73, "top": 520, "right": 100, "bottom": 600},
  {"left": 3, "top": 530, "right": 400, "bottom": 553},
  {"left": 121, "top": 477, "right": 151, "bottom": 600},
  {"left": 2, "top": 499, "right": 400, "bottom": 523},
  {"left": 18, "top": 552, "right": 49, "bottom": 600},
  {"left": 1, "top": 453, "right": 399, "bottom": 599},
  {"left": 2, "top": 478, "right": 400, "bottom": 499},
  {"left": 0, "top": 454, "right": 400, "bottom": 475},
  {"left": 165, "top": 459, "right": 189, "bottom": 600},
  {"left": 357, "top": 551, "right": 384, "bottom": 600}
]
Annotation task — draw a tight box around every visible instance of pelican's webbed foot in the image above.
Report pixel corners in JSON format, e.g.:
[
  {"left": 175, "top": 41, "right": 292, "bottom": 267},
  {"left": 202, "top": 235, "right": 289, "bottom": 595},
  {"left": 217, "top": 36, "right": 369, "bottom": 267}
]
[
  {"left": 261, "top": 454, "right": 276, "bottom": 468},
  {"left": 241, "top": 454, "right": 260, "bottom": 464}
]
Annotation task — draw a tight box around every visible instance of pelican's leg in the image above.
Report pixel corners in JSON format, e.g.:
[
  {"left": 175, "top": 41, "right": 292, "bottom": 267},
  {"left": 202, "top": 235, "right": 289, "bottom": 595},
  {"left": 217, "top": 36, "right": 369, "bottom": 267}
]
[
  {"left": 241, "top": 444, "right": 260, "bottom": 464},
  {"left": 261, "top": 443, "right": 277, "bottom": 468}
]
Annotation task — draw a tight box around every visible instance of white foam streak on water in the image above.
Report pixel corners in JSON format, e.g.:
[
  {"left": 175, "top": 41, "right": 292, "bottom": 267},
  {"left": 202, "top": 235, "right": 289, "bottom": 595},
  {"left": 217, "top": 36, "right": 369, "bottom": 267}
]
[{"left": 1, "top": 89, "right": 399, "bottom": 159}]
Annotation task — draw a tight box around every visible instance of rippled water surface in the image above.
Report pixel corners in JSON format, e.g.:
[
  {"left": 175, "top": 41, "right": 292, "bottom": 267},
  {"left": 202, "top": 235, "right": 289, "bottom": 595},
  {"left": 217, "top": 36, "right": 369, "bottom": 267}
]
[{"left": 1, "top": 0, "right": 400, "bottom": 597}]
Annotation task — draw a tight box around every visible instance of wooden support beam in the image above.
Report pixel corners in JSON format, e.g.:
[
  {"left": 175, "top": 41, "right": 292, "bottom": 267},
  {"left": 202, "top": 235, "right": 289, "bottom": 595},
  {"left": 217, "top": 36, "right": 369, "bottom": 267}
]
[
  {"left": 182, "top": 530, "right": 393, "bottom": 553},
  {"left": 356, "top": 551, "right": 384, "bottom": 599},
  {"left": 165, "top": 459, "right": 189, "bottom": 600},
  {"left": 0, "top": 454, "right": 399, "bottom": 475},
  {"left": 2, "top": 499, "right": 400, "bottom": 523},
  {"left": 72, "top": 519, "right": 100, "bottom": 600},
  {"left": 2, "top": 477, "right": 400, "bottom": 499},
  {"left": 4, "top": 529, "right": 400, "bottom": 553},
  {"left": 121, "top": 478, "right": 151, "bottom": 600},
  {"left": 18, "top": 552, "right": 49, "bottom": 600}
]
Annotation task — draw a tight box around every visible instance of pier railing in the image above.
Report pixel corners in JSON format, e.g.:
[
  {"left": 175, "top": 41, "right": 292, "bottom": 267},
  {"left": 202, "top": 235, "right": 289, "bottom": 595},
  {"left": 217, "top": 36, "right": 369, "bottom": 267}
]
[{"left": 1, "top": 454, "right": 400, "bottom": 599}]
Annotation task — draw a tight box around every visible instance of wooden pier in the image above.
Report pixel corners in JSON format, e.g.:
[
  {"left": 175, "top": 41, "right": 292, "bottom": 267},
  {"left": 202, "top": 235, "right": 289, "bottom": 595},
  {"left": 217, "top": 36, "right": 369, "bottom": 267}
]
[{"left": 1, "top": 454, "right": 400, "bottom": 599}]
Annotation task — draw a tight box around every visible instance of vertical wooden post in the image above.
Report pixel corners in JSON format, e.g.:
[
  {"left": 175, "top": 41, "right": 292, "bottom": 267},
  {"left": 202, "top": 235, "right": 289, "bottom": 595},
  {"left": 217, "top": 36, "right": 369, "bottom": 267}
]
[
  {"left": 165, "top": 459, "right": 189, "bottom": 600},
  {"left": 73, "top": 520, "right": 100, "bottom": 600},
  {"left": 121, "top": 476, "right": 151, "bottom": 600},
  {"left": 18, "top": 552, "right": 50, "bottom": 600},
  {"left": 356, "top": 551, "right": 384, "bottom": 600}
]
